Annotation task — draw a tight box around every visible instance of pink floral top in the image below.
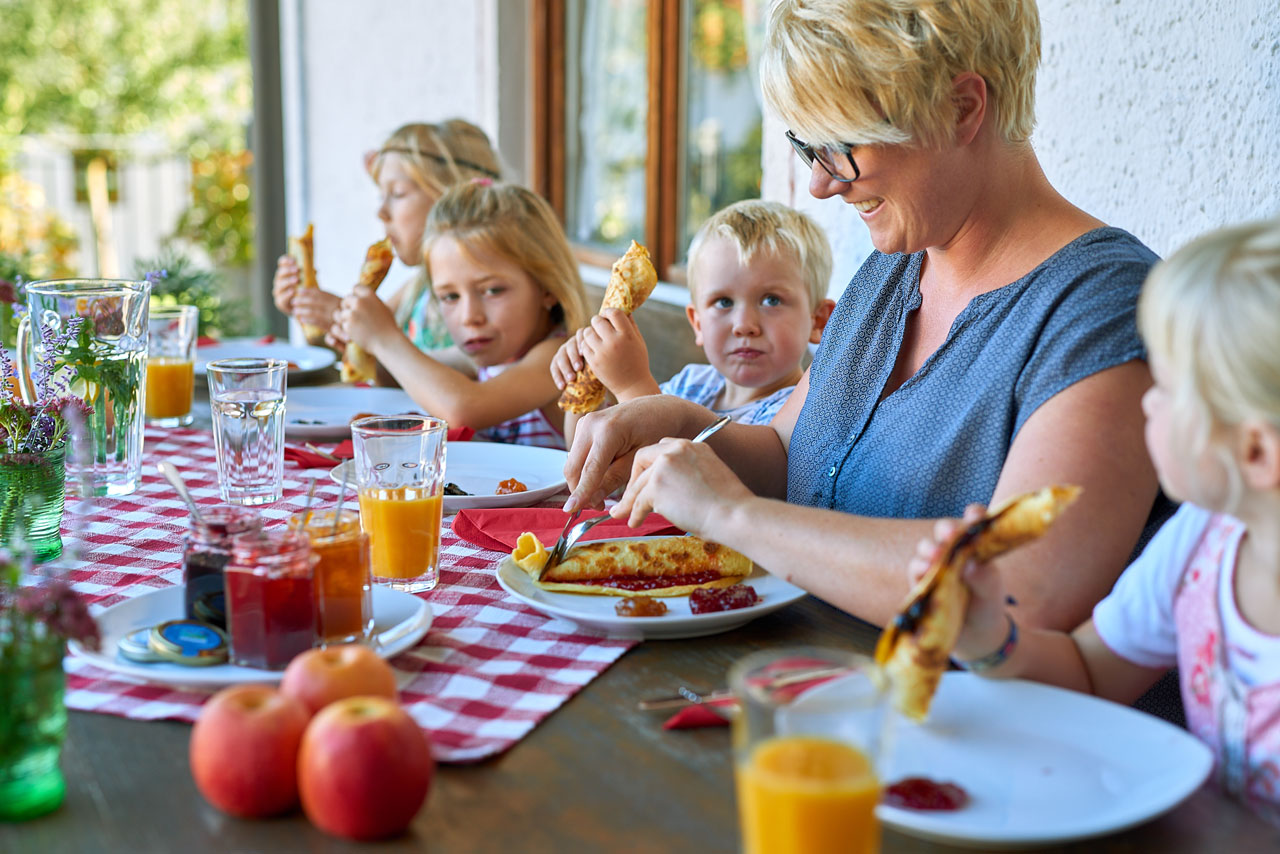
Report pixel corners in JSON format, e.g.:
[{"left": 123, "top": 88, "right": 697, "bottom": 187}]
[{"left": 1174, "top": 514, "right": 1280, "bottom": 825}]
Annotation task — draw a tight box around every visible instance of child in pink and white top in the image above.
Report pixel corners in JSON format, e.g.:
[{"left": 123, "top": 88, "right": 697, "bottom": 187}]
[{"left": 908, "top": 218, "right": 1280, "bottom": 826}]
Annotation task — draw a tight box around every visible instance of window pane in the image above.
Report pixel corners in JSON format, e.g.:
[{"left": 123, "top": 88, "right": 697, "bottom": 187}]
[
  {"left": 564, "top": 0, "right": 649, "bottom": 253},
  {"left": 678, "top": 0, "right": 763, "bottom": 263}
]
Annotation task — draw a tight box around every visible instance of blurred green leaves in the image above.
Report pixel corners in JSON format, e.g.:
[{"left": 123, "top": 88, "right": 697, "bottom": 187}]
[{"left": 0, "top": 0, "right": 250, "bottom": 144}]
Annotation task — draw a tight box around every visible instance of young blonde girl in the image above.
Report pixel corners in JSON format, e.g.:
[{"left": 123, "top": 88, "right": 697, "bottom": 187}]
[
  {"left": 335, "top": 181, "right": 589, "bottom": 448},
  {"left": 912, "top": 218, "right": 1280, "bottom": 825},
  {"left": 273, "top": 119, "right": 501, "bottom": 353}
]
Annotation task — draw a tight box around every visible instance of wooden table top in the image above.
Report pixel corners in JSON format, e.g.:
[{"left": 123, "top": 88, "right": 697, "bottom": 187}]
[
  {"left": 2, "top": 595, "right": 1272, "bottom": 853},
  {"left": 5, "top": 369, "right": 1270, "bottom": 851}
]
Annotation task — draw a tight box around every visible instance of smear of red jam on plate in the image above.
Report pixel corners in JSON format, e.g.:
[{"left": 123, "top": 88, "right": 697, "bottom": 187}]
[
  {"left": 883, "top": 778, "right": 969, "bottom": 811},
  {"left": 689, "top": 585, "right": 758, "bottom": 614}
]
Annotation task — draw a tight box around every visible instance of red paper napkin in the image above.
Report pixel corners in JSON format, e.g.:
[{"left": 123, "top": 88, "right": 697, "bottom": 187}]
[
  {"left": 197, "top": 335, "right": 219, "bottom": 347},
  {"left": 662, "top": 699, "right": 737, "bottom": 729},
  {"left": 452, "top": 508, "right": 682, "bottom": 553},
  {"left": 284, "top": 440, "right": 353, "bottom": 469}
]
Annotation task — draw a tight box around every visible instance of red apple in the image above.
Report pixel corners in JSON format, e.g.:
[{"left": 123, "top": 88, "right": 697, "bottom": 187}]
[
  {"left": 298, "top": 696, "right": 433, "bottom": 840},
  {"left": 280, "top": 644, "right": 397, "bottom": 716},
  {"left": 190, "top": 684, "right": 309, "bottom": 818}
]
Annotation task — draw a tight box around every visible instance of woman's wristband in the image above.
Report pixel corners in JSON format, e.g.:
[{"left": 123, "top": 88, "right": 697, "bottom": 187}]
[{"left": 954, "top": 613, "right": 1018, "bottom": 674}]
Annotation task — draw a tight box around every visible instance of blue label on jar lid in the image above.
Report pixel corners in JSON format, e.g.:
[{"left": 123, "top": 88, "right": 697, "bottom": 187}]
[{"left": 149, "top": 619, "right": 228, "bottom": 665}]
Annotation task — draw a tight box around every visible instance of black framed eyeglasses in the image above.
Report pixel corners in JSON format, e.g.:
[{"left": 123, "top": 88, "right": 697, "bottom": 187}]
[{"left": 785, "top": 130, "right": 860, "bottom": 183}]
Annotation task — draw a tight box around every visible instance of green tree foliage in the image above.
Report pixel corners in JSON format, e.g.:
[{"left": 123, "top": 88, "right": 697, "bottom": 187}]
[{"left": 0, "top": 0, "right": 250, "bottom": 143}]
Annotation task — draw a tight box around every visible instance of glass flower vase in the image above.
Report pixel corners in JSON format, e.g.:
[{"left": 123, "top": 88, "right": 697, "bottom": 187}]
[
  {"left": 0, "top": 445, "right": 66, "bottom": 563},
  {"left": 0, "top": 633, "right": 68, "bottom": 821}
]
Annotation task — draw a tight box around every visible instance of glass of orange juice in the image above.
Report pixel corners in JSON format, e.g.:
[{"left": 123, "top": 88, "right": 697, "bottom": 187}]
[
  {"left": 146, "top": 304, "right": 199, "bottom": 426},
  {"left": 351, "top": 415, "right": 446, "bottom": 593},
  {"left": 731, "top": 648, "right": 887, "bottom": 854}
]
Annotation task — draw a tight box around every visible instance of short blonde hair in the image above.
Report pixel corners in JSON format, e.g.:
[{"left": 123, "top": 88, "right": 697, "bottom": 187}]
[
  {"left": 1139, "top": 219, "right": 1280, "bottom": 506},
  {"left": 760, "top": 0, "right": 1041, "bottom": 149},
  {"left": 423, "top": 182, "right": 590, "bottom": 333},
  {"left": 687, "top": 200, "right": 832, "bottom": 309},
  {"left": 369, "top": 120, "right": 502, "bottom": 198}
]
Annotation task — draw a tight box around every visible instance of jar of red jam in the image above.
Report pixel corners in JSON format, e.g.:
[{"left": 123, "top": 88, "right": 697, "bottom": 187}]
[
  {"left": 225, "top": 529, "right": 318, "bottom": 670},
  {"left": 182, "top": 506, "right": 262, "bottom": 629}
]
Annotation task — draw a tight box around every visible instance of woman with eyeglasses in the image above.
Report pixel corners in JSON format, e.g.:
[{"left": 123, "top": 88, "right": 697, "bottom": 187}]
[
  {"left": 272, "top": 120, "right": 502, "bottom": 362},
  {"left": 564, "top": 0, "right": 1171, "bottom": 638}
]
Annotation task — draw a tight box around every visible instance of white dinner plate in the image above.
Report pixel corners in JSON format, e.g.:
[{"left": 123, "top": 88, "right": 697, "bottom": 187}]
[
  {"left": 67, "top": 585, "right": 432, "bottom": 689},
  {"left": 195, "top": 338, "right": 336, "bottom": 378},
  {"left": 285, "top": 386, "right": 424, "bottom": 441},
  {"left": 331, "top": 442, "right": 569, "bottom": 512},
  {"left": 790, "top": 671, "right": 1213, "bottom": 849},
  {"left": 495, "top": 537, "right": 808, "bottom": 639}
]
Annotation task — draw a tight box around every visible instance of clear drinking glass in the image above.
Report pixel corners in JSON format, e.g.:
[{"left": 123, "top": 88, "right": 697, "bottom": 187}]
[
  {"left": 351, "top": 415, "right": 446, "bottom": 593},
  {"left": 16, "top": 279, "right": 150, "bottom": 496},
  {"left": 206, "top": 358, "right": 287, "bottom": 505},
  {"left": 731, "top": 648, "right": 887, "bottom": 854},
  {"left": 145, "top": 305, "right": 199, "bottom": 427}
]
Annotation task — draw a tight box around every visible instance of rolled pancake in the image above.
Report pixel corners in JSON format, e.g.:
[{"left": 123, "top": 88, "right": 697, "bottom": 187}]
[
  {"left": 559, "top": 240, "right": 657, "bottom": 414},
  {"left": 874, "top": 484, "right": 1082, "bottom": 721},
  {"left": 340, "top": 237, "right": 395, "bottom": 384},
  {"left": 512, "top": 532, "right": 751, "bottom": 597}
]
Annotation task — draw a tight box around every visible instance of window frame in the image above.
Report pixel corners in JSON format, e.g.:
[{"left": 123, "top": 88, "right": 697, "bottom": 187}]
[{"left": 532, "top": 0, "right": 688, "bottom": 284}]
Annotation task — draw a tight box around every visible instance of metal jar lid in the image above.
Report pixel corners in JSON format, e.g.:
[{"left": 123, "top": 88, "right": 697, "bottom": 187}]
[
  {"left": 148, "top": 619, "right": 229, "bottom": 666},
  {"left": 118, "top": 627, "right": 167, "bottom": 663}
]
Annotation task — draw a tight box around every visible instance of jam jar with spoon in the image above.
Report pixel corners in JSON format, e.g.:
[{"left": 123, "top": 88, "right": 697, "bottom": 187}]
[{"left": 182, "top": 505, "right": 262, "bottom": 629}]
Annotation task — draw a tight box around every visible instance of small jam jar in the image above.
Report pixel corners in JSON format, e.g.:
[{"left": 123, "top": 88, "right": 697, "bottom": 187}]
[
  {"left": 182, "top": 506, "right": 262, "bottom": 629},
  {"left": 224, "top": 529, "right": 318, "bottom": 670},
  {"left": 289, "top": 508, "right": 373, "bottom": 646}
]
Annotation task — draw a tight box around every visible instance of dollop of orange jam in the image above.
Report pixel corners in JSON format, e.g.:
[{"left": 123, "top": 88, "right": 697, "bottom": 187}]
[
  {"left": 614, "top": 596, "right": 668, "bottom": 617},
  {"left": 495, "top": 478, "right": 528, "bottom": 495}
]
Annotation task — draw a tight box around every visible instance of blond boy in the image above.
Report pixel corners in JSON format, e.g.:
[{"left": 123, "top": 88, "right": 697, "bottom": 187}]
[{"left": 552, "top": 200, "right": 834, "bottom": 441}]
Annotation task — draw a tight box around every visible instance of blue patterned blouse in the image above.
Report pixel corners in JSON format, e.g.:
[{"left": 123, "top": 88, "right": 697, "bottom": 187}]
[{"left": 787, "top": 226, "right": 1173, "bottom": 547}]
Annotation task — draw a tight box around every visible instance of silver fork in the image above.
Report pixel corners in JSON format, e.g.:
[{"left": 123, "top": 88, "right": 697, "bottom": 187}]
[
  {"left": 541, "top": 414, "right": 732, "bottom": 578},
  {"left": 538, "top": 513, "right": 612, "bottom": 579}
]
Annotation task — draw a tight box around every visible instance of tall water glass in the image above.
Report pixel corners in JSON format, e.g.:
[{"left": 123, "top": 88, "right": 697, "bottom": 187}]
[
  {"left": 731, "top": 648, "right": 887, "bottom": 854},
  {"left": 17, "top": 279, "right": 150, "bottom": 497},
  {"left": 145, "top": 305, "right": 199, "bottom": 426},
  {"left": 207, "top": 359, "right": 287, "bottom": 505},
  {"left": 351, "top": 415, "right": 446, "bottom": 593}
]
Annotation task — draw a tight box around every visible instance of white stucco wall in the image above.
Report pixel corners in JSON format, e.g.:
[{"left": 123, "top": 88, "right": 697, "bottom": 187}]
[
  {"left": 763, "top": 0, "right": 1280, "bottom": 296},
  {"left": 278, "top": 0, "right": 529, "bottom": 313},
  {"left": 283, "top": 1, "right": 1279, "bottom": 307}
]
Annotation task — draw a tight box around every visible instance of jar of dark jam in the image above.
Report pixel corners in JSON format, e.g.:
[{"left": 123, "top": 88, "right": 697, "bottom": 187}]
[
  {"left": 225, "top": 529, "right": 317, "bottom": 670},
  {"left": 182, "top": 506, "right": 262, "bottom": 629}
]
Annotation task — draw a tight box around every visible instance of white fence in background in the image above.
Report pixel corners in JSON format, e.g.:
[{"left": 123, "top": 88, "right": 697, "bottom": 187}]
[{"left": 14, "top": 134, "right": 192, "bottom": 278}]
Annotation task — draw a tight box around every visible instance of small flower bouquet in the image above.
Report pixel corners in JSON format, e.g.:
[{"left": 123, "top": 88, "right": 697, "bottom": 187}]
[
  {"left": 0, "top": 553, "right": 99, "bottom": 819},
  {"left": 0, "top": 317, "right": 92, "bottom": 561}
]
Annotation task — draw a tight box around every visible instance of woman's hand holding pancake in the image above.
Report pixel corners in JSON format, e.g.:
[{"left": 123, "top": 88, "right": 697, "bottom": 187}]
[{"left": 610, "top": 438, "right": 754, "bottom": 538}]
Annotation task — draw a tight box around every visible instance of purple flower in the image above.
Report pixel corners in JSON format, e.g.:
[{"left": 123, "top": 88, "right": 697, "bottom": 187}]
[
  {"left": 0, "top": 280, "right": 15, "bottom": 304},
  {"left": 0, "top": 316, "right": 91, "bottom": 453},
  {"left": 7, "top": 576, "right": 100, "bottom": 650}
]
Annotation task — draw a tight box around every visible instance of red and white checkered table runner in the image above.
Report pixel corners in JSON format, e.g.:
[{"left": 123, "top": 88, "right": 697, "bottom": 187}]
[{"left": 62, "top": 427, "right": 637, "bottom": 763}]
